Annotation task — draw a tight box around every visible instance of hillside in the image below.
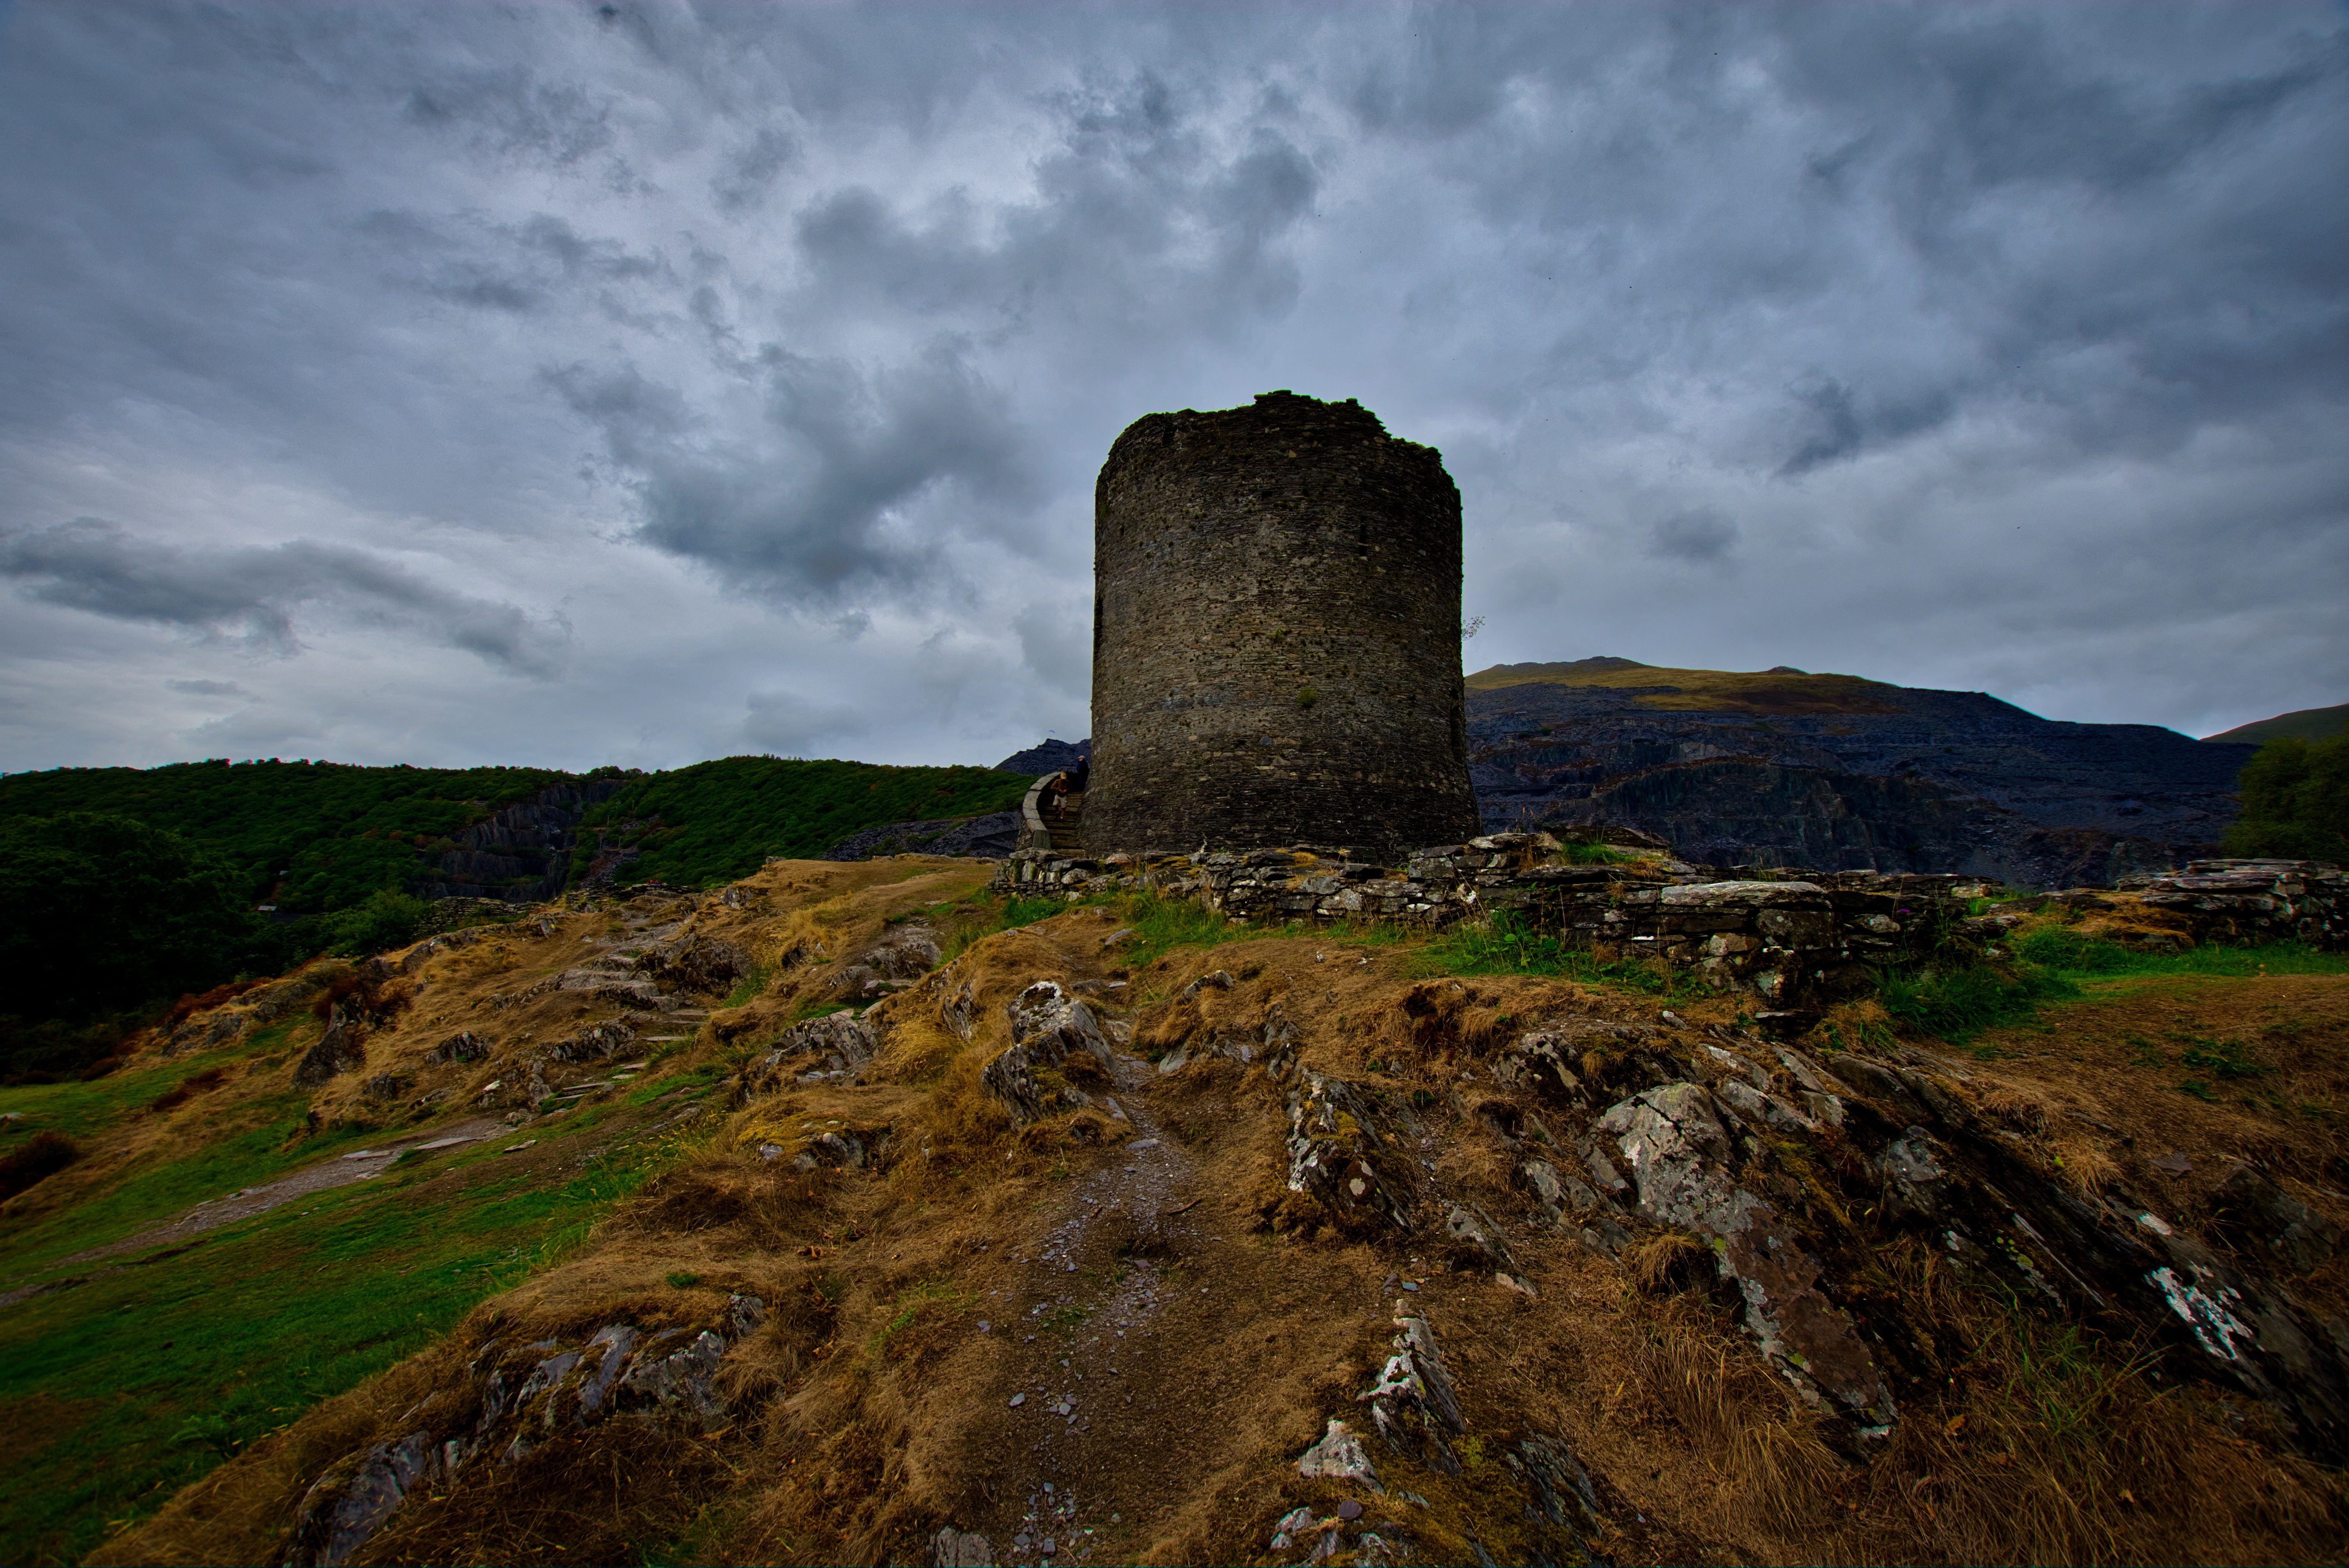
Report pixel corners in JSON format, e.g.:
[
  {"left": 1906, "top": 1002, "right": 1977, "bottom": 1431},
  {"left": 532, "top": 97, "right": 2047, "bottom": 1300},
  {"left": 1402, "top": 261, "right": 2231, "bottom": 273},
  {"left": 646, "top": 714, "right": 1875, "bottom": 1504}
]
[
  {"left": 1467, "top": 659, "right": 2255, "bottom": 888},
  {"left": 0, "top": 757, "right": 1034, "bottom": 916},
  {"left": 3, "top": 849, "right": 2341, "bottom": 1567},
  {"left": 578, "top": 757, "right": 1031, "bottom": 889},
  {"left": 2206, "top": 702, "right": 2349, "bottom": 746},
  {"left": 0, "top": 760, "right": 579, "bottom": 913},
  {"left": 0, "top": 756, "right": 1029, "bottom": 1083}
]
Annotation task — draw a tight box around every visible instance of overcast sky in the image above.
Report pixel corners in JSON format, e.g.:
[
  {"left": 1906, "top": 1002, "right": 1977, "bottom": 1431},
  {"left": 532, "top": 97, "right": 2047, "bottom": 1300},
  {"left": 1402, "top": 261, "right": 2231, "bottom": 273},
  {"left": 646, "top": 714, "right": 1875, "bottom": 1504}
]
[{"left": 2, "top": 2, "right": 2342, "bottom": 774}]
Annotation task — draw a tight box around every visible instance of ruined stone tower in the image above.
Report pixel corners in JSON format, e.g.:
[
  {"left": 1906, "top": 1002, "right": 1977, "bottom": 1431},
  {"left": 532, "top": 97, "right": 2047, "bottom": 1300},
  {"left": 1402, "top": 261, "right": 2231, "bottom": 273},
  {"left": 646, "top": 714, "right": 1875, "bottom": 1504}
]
[{"left": 1084, "top": 390, "right": 1482, "bottom": 856}]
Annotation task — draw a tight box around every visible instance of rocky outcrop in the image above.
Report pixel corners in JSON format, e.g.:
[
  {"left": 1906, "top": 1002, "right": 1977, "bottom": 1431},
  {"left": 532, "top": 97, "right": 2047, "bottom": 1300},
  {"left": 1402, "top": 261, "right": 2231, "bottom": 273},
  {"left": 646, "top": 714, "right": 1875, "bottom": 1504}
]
[
  {"left": 745, "top": 1010, "right": 880, "bottom": 1096},
  {"left": 292, "top": 1005, "right": 366, "bottom": 1087},
  {"left": 1357, "top": 1299, "right": 1467, "bottom": 1471},
  {"left": 825, "top": 924, "right": 945, "bottom": 1001},
  {"left": 982, "top": 981, "right": 1134, "bottom": 1126},
  {"left": 1598, "top": 1081, "right": 1897, "bottom": 1428},
  {"left": 1290, "top": 1306, "right": 1611, "bottom": 1565},
  {"left": 556, "top": 925, "right": 747, "bottom": 1010},
  {"left": 1464, "top": 1012, "right": 2349, "bottom": 1456},
  {"left": 1466, "top": 675, "right": 2255, "bottom": 887},
  {"left": 415, "top": 779, "right": 626, "bottom": 904},
  {"left": 1283, "top": 1071, "right": 1419, "bottom": 1237},
  {"left": 637, "top": 932, "right": 754, "bottom": 996},
  {"left": 280, "top": 1295, "right": 765, "bottom": 1567}
]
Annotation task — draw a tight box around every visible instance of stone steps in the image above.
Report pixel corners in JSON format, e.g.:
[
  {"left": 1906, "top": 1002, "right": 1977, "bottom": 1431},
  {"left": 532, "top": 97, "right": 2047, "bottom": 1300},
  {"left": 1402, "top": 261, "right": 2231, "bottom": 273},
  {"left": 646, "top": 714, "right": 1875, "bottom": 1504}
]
[{"left": 1044, "top": 793, "right": 1084, "bottom": 853}]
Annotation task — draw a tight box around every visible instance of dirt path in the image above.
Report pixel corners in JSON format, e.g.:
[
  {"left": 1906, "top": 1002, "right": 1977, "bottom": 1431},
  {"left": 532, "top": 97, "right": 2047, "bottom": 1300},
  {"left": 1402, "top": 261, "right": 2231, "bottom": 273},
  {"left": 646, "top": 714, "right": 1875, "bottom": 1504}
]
[
  {"left": 991, "top": 1088, "right": 1199, "bottom": 1564},
  {"left": 960, "top": 1060, "right": 1404, "bottom": 1568},
  {"left": 50, "top": 1115, "right": 511, "bottom": 1270}
]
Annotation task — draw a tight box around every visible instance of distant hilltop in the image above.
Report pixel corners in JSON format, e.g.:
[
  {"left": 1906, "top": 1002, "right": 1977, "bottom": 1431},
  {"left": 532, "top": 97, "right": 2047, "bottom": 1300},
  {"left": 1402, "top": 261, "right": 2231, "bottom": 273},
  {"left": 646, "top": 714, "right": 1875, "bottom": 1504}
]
[
  {"left": 2203, "top": 701, "right": 2349, "bottom": 746},
  {"left": 1464, "top": 657, "right": 2258, "bottom": 888},
  {"left": 1468, "top": 656, "right": 1909, "bottom": 717}
]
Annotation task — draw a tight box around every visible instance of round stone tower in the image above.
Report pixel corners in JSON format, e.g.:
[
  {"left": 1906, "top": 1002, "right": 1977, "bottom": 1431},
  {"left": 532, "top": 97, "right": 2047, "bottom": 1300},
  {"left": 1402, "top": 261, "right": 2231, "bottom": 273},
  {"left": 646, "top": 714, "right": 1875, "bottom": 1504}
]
[{"left": 1084, "top": 390, "right": 1482, "bottom": 857}]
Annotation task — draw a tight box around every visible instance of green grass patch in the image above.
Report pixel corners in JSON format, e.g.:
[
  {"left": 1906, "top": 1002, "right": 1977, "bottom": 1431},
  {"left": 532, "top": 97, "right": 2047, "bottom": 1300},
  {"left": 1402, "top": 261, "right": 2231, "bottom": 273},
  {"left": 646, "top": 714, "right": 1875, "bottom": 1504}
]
[
  {"left": 2014, "top": 928, "right": 2349, "bottom": 982},
  {"left": 0, "top": 1126, "right": 685, "bottom": 1565},
  {"left": 0, "top": 1098, "right": 389, "bottom": 1278},
  {"left": 1405, "top": 912, "right": 1706, "bottom": 998},
  {"left": 867, "top": 1277, "right": 973, "bottom": 1356},
  {"left": 1103, "top": 890, "right": 1244, "bottom": 970},
  {"left": 935, "top": 893, "right": 1086, "bottom": 965},
  {"left": 719, "top": 963, "right": 774, "bottom": 1009},
  {"left": 1877, "top": 959, "right": 2076, "bottom": 1042},
  {"left": 0, "top": 1020, "right": 310, "bottom": 1144},
  {"left": 2174, "top": 1032, "right": 2266, "bottom": 1082}
]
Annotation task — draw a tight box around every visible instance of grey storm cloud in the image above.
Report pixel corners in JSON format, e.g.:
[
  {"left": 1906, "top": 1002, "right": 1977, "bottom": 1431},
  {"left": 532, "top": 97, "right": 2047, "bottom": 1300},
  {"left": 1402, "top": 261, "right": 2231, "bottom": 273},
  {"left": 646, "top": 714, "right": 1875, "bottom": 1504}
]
[
  {"left": 0, "top": 0, "right": 2341, "bottom": 773},
  {"left": 549, "top": 340, "right": 1034, "bottom": 602},
  {"left": 1647, "top": 510, "right": 1740, "bottom": 565},
  {"left": 0, "top": 520, "right": 569, "bottom": 677}
]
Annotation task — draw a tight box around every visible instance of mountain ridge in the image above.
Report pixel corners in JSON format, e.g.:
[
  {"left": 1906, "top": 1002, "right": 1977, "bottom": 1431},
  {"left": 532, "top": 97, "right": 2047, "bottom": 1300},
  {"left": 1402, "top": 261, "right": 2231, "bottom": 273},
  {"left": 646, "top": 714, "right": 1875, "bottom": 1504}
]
[{"left": 1464, "top": 657, "right": 2255, "bottom": 887}]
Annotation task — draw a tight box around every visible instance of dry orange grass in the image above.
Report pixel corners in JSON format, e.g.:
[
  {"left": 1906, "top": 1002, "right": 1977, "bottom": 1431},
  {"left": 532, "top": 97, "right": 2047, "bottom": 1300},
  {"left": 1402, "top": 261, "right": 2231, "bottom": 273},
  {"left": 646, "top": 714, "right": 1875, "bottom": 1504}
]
[{"left": 90, "top": 879, "right": 2349, "bottom": 1568}]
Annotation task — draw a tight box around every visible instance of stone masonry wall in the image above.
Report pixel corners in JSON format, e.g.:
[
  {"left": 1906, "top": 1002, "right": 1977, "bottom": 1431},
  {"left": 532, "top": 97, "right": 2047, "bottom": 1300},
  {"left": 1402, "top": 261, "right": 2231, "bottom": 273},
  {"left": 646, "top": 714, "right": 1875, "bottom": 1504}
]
[
  {"left": 991, "top": 832, "right": 1984, "bottom": 1010},
  {"left": 992, "top": 841, "right": 2346, "bottom": 1010},
  {"left": 2115, "top": 859, "right": 2348, "bottom": 946},
  {"left": 1085, "top": 391, "right": 1482, "bottom": 859}
]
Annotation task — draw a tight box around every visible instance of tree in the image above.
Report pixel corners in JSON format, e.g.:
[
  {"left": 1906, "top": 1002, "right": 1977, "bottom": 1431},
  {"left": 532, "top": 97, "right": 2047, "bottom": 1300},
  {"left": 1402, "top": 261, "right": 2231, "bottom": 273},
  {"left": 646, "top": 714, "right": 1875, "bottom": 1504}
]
[
  {"left": 326, "top": 888, "right": 431, "bottom": 955},
  {"left": 0, "top": 812, "right": 258, "bottom": 1025},
  {"left": 2224, "top": 734, "right": 2349, "bottom": 865}
]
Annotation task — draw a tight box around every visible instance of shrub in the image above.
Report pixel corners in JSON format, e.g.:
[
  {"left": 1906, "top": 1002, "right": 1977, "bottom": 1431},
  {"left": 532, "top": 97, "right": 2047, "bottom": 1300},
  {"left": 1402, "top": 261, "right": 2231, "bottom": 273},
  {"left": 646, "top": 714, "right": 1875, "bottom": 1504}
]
[{"left": 0, "top": 1130, "right": 81, "bottom": 1202}]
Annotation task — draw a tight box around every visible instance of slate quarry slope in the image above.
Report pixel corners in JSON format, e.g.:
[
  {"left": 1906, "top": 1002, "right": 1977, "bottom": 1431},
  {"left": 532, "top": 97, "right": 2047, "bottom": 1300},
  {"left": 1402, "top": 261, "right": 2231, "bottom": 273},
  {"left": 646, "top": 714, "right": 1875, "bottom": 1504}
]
[{"left": 1468, "top": 669, "right": 2256, "bottom": 888}]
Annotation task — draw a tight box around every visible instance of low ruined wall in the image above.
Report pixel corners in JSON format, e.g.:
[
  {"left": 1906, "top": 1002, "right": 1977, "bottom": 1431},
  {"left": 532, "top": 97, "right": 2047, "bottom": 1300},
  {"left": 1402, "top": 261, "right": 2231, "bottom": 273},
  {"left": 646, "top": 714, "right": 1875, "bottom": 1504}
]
[
  {"left": 2117, "top": 859, "right": 2346, "bottom": 946},
  {"left": 992, "top": 832, "right": 1983, "bottom": 1008}
]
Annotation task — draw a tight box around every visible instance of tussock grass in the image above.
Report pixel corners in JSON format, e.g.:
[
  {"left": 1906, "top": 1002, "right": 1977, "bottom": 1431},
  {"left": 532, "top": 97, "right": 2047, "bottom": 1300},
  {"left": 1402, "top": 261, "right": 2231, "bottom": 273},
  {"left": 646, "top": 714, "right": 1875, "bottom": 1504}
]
[
  {"left": 1102, "top": 889, "right": 1244, "bottom": 970},
  {"left": 1408, "top": 912, "right": 1704, "bottom": 998},
  {"left": 1848, "top": 1245, "right": 2342, "bottom": 1566},
  {"left": 1876, "top": 958, "right": 2074, "bottom": 1041}
]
